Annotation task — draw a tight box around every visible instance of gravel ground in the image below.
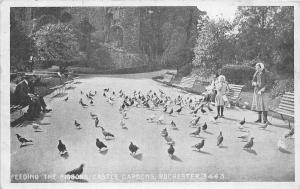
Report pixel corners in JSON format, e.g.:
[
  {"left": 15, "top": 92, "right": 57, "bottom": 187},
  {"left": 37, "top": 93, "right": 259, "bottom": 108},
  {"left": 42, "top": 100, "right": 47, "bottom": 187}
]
[{"left": 10, "top": 70, "right": 294, "bottom": 183}]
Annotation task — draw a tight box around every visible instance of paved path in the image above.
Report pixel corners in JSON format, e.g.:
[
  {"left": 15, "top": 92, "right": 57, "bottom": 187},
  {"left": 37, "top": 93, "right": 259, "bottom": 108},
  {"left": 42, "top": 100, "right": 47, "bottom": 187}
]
[{"left": 11, "top": 71, "right": 294, "bottom": 182}]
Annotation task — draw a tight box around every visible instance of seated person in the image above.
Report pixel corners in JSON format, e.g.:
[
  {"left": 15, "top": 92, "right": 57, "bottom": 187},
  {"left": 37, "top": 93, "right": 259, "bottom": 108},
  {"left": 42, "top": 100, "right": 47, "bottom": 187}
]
[{"left": 12, "top": 75, "right": 52, "bottom": 120}]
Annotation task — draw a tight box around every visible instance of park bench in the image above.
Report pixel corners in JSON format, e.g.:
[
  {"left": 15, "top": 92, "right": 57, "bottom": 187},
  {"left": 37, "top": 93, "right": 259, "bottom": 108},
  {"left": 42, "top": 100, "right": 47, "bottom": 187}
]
[
  {"left": 10, "top": 104, "right": 28, "bottom": 123},
  {"left": 227, "top": 84, "right": 245, "bottom": 106},
  {"left": 161, "top": 73, "right": 175, "bottom": 84},
  {"left": 49, "top": 84, "right": 65, "bottom": 96},
  {"left": 270, "top": 92, "right": 294, "bottom": 124}
]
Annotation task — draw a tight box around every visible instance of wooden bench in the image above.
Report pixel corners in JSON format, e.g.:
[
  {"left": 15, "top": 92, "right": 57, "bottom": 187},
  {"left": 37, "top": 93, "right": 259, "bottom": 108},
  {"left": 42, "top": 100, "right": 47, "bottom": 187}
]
[
  {"left": 10, "top": 105, "right": 28, "bottom": 123},
  {"left": 227, "top": 84, "right": 245, "bottom": 106},
  {"left": 49, "top": 84, "right": 65, "bottom": 95},
  {"left": 270, "top": 92, "right": 294, "bottom": 124}
]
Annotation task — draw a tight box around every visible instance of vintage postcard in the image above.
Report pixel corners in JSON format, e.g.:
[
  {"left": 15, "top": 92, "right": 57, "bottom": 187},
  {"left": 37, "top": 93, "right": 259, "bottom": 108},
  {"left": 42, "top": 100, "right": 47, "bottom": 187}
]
[{"left": 1, "top": 0, "right": 299, "bottom": 188}]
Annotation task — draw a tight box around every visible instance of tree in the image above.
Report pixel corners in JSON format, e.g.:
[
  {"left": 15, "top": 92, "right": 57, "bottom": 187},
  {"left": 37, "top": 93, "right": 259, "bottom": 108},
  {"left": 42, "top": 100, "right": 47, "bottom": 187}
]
[
  {"left": 233, "top": 6, "right": 294, "bottom": 77},
  {"left": 10, "top": 13, "right": 33, "bottom": 71},
  {"left": 32, "top": 23, "right": 79, "bottom": 67},
  {"left": 192, "top": 18, "right": 235, "bottom": 77}
]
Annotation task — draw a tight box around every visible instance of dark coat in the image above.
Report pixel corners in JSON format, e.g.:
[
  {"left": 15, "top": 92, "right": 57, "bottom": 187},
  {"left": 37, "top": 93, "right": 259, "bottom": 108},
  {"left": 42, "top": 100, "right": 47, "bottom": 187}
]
[
  {"left": 252, "top": 70, "right": 269, "bottom": 92},
  {"left": 14, "top": 80, "right": 30, "bottom": 106}
]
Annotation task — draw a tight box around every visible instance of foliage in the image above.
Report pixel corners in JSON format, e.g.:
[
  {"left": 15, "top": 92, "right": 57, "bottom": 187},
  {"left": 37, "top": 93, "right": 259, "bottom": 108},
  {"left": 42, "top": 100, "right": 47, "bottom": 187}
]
[
  {"left": 178, "top": 63, "right": 193, "bottom": 77},
  {"left": 220, "top": 65, "right": 255, "bottom": 90},
  {"left": 270, "top": 78, "right": 294, "bottom": 99},
  {"left": 89, "top": 45, "right": 112, "bottom": 69},
  {"left": 36, "top": 14, "right": 58, "bottom": 30},
  {"left": 10, "top": 13, "right": 33, "bottom": 71},
  {"left": 233, "top": 6, "right": 294, "bottom": 77},
  {"left": 192, "top": 18, "right": 235, "bottom": 77},
  {"left": 32, "top": 23, "right": 79, "bottom": 65}
]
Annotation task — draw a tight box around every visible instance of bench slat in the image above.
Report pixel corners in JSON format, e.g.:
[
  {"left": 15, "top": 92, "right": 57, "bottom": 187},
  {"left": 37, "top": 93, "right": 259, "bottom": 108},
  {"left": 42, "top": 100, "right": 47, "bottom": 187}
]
[
  {"left": 282, "top": 96, "right": 294, "bottom": 102},
  {"left": 278, "top": 105, "right": 294, "bottom": 112},
  {"left": 280, "top": 100, "right": 294, "bottom": 107},
  {"left": 274, "top": 108, "right": 294, "bottom": 117}
]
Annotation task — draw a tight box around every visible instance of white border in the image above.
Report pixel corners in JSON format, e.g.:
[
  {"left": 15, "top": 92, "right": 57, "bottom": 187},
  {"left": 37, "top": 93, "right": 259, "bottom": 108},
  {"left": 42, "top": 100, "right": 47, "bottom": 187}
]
[{"left": 1, "top": 0, "right": 299, "bottom": 189}]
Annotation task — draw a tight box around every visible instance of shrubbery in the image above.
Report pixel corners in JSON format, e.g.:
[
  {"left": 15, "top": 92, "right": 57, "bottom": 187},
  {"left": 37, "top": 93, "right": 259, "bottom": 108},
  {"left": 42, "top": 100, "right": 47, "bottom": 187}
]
[
  {"left": 270, "top": 78, "right": 294, "bottom": 99},
  {"left": 178, "top": 63, "right": 193, "bottom": 77},
  {"left": 220, "top": 65, "right": 256, "bottom": 90}
]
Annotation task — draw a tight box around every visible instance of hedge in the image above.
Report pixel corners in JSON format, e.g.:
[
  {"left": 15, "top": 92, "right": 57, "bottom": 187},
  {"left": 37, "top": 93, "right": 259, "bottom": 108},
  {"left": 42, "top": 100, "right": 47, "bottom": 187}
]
[{"left": 220, "top": 65, "right": 256, "bottom": 91}]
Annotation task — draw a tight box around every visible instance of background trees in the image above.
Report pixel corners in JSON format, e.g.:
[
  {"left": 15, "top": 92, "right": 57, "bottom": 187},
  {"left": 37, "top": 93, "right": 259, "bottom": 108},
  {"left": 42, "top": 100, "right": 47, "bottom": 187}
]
[
  {"left": 31, "top": 23, "right": 79, "bottom": 67},
  {"left": 193, "top": 6, "right": 294, "bottom": 79}
]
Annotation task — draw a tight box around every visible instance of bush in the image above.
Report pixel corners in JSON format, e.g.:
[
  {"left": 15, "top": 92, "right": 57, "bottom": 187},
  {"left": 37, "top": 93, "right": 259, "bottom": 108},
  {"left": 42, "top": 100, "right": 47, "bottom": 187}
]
[
  {"left": 270, "top": 78, "right": 294, "bottom": 99},
  {"left": 178, "top": 63, "right": 193, "bottom": 77},
  {"left": 220, "top": 65, "right": 256, "bottom": 91}
]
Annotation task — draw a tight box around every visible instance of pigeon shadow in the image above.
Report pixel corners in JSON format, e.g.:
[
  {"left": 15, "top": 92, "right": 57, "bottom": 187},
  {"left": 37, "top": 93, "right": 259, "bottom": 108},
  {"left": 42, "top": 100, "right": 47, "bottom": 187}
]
[
  {"left": 204, "top": 131, "right": 213, "bottom": 135},
  {"left": 193, "top": 150, "right": 211, "bottom": 155},
  {"left": 219, "top": 145, "right": 228, "bottom": 149},
  {"left": 133, "top": 153, "right": 143, "bottom": 161},
  {"left": 99, "top": 149, "right": 108, "bottom": 155},
  {"left": 76, "top": 127, "right": 82, "bottom": 130},
  {"left": 243, "top": 149, "right": 258, "bottom": 155},
  {"left": 51, "top": 93, "right": 68, "bottom": 98},
  {"left": 122, "top": 126, "right": 128, "bottom": 130},
  {"left": 278, "top": 148, "right": 292, "bottom": 154},
  {"left": 259, "top": 128, "right": 273, "bottom": 132},
  {"left": 191, "top": 135, "right": 206, "bottom": 139},
  {"left": 171, "top": 155, "right": 182, "bottom": 162},
  {"left": 171, "top": 127, "right": 179, "bottom": 130},
  {"left": 61, "top": 152, "right": 69, "bottom": 159},
  {"left": 104, "top": 138, "right": 115, "bottom": 141},
  {"left": 34, "top": 130, "right": 43, "bottom": 132},
  {"left": 71, "top": 178, "right": 88, "bottom": 183},
  {"left": 36, "top": 122, "right": 51, "bottom": 126},
  {"left": 20, "top": 143, "right": 33, "bottom": 148}
]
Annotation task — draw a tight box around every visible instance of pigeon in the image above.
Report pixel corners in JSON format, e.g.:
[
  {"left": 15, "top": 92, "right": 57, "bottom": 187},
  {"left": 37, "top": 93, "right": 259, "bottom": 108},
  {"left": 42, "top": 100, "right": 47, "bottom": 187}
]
[
  {"left": 161, "top": 128, "right": 168, "bottom": 137},
  {"left": 80, "top": 91, "right": 84, "bottom": 95},
  {"left": 243, "top": 137, "right": 254, "bottom": 149},
  {"left": 238, "top": 130, "right": 250, "bottom": 141},
  {"left": 120, "top": 119, "right": 126, "bottom": 128},
  {"left": 201, "top": 108, "right": 206, "bottom": 114},
  {"left": 190, "top": 116, "right": 200, "bottom": 126},
  {"left": 32, "top": 124, "right": 42, "bottom": 131},
  {"left": 285, "top": 127, "right": 294, "bottom": 138},
  {"left": 176, "top": 107, "right": 183, "bottom": 114},
  {"left": 190, "top": 127, "right": 201, "bottom": 136},
  {"left": 210, "top": 115, "right": 218, "bottom": 122},
  {"left": 164, "top": 135, "right": 174, "bottom": 145},
  {"left": 16, "top": 134, "right": 32, "bottom": 145},
  {"left": 58, "top": 140, "right": 67, "bottom": 154},
  {"left": 240, "top": 117, "right": 245, "bottom": 125},
  {"left": 202, "top": 122, "right": 207, "bottom": 131},
  {"left": 95, "top": 117, "right": 99, "bottom": 127},
  {"left": 170, "top": 121, "right": 177, "bottom": 129},
  {"left": 100, "top": 127, "right": 114, "bottom": 139},
  {"left": 157, "top": 115, "right": 164, "bottom": 124},
  {"left": 168, "top": 144, "right": 175, "bottom": 157},
  {"left": 74, "top": 120, "right": 81, "bottom": 129},
  {"left": 96, "top": 138, "right": 107, "bottom": 151},
  {"left": 90, "top": 100, "right": 94, "bottom": 105},
  {"left": 122, "top": 112, "right": 128, "bottom": 119},
  {"left": 168, "top": 108, "right": 173, "bottom": 115},
  {"left": 208, "top": 106, "right": 213, "bottom": 112},
  {"left": 146, "top": 114, "right": 156, "bottom": 122},
  {"left": 217, "top": 131, "right": 223, "bottom": 146},
  {"left": 79, "top": 98, "right": 88, "bottom": 107},
  {"left": 129, "top": 142, "right": 139, "bottom": 155},
  {"left": 163, "top": 106, "right": 167, "bottom": 112},
  {"left": 277, "top": 137, "right": 287, "bottom": 150},
  {"left": 192, "top": 140, "right": 205, "bottom": 151},
  {"left": 90, "top": 112, "right": 98, "bottom": 119},
  {"left": 65, "top": 164, "right": 84, "bottom": 176},
  {"left": 103, "top": 93, "right": 106, "bottom": 97},
  {"left": 64, "top": 97, "right": 68, "bottom": 102}
]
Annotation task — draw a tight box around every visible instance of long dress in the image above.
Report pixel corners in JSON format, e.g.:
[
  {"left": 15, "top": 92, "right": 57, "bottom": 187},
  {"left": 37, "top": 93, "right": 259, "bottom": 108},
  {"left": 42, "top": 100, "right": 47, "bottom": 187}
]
[
  {"left": 215, "top": 81, "right": 229, "bottom": 106},
  {"left": 251, "top": 72, "right": 268, "bottom": 111}
]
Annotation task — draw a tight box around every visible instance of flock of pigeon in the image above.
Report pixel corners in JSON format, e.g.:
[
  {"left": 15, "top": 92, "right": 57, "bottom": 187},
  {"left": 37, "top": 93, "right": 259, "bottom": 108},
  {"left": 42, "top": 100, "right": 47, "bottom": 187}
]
[{"left": 14, "top": 85, "right": 294, "bottom": 180}]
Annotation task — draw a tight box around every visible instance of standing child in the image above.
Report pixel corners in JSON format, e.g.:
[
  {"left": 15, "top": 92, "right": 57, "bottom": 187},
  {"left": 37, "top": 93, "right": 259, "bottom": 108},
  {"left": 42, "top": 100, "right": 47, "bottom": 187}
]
[{"left": 215, "top": 75, "right": 230, "bottom": 118}]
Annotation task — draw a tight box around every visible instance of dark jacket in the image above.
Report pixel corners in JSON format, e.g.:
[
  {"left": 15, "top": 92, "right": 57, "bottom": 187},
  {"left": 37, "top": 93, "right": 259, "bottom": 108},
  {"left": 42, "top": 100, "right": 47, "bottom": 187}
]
[
  {"left": 14, "top": 80, "right": 31, "bottom": 106},
  {"left": 252, "top": 69, "right": 269, "bottom": 92}
]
